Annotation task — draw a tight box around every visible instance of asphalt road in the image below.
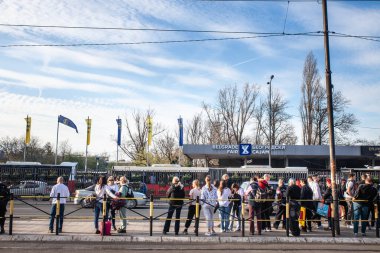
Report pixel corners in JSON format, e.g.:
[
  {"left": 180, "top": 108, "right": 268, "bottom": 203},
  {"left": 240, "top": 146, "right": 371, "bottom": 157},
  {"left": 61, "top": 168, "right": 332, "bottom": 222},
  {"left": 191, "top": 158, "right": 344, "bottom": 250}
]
[{"left": 1, "top": 242, "right": 380, "bottom": 253}]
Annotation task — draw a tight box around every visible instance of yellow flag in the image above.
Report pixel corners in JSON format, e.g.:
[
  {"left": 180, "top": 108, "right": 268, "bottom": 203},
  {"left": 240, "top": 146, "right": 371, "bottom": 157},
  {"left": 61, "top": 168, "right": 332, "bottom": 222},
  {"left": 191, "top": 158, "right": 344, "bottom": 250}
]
[
  {"left": 25, "top": 116, "right": 31, "bottom": 144},
  {"left": 85, "top": 118, "right": 92, "bottom": 146},
  {"left": 147, "top": 116, "right": 153, "bottom": 146}
]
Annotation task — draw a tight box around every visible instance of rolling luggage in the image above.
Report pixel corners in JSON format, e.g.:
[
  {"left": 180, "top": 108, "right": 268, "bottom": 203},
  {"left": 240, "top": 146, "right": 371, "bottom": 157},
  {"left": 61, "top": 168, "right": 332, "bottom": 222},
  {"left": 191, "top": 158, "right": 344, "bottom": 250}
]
[{"left": 100, "top": 221, "right": 112, "bottom": 236}]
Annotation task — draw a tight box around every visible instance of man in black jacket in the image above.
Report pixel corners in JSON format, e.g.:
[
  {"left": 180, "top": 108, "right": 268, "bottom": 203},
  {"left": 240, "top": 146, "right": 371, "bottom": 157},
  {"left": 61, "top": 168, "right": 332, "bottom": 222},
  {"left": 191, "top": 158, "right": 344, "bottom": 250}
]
[
  {"left": 163, "top": 176, "right": 185, "bottom": 235},
  {"left": 286, "top": 179, "right": 301, "bottom": 236},
  {"left": 352, "top": 176, "right": 378, "bottom": 236},
  {"left": 273, "top": 178, "right": 286, "bottom": 230},
  {"left": 0, "top": 182, "right": 10, "bottom": 234},
  {"left": 300, "top": 179, "right": 313, "bottom": 232}
]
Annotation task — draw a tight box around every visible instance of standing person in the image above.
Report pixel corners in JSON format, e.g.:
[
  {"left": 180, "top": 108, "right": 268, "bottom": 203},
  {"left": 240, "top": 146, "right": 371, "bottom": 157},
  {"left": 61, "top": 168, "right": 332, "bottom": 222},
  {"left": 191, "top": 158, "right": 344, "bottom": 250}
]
[
  {"left": 117, "top": 176, "right": 132, "bottom": 233},
  {"left": 273, "top": 178, "right": 287, "bottom": 230},
  {"left": 300, "top": 178, "right": 314, "bottom": 232},
  {"left": 245, "top": 176, "right": 262, "bottom": 235},
  {"left": 221, "top": 174, "right": 232, "bottom": 188},
  {"left": 339, "top": 178, "right": 348, "bottom": 224},
  {"left": 163, "top": 176, "right": 185, "bottom": 235},
  {"left": 48, "top": 177, "right": 70, "bottom": 233},
  {"left": 94, "top": 175, "right": 107, "bottom": 234},
  {"left": 106, "top": 176, "right": 119, "bottom": 231},
  {"left": 352, "top": 176, "right": 378, "bottom": 237},
  {"left": 139, "top": 181, "right": 147, "bottom": 195},
  {"left": 286, "top": 178, "right": 301, "bottom": 237},
  {"left": 0, "top": 182, "right": 10, "bottom": 234},
  {"left": 217, "top": 180, "right": 231, "bottom": 232},
  {"left": 261, "top": 174, "right": 274, "bottom": 232},
  {"left": 201, "top": 175, "right": 218, "bottom": 236},
  {"left": 309, "top": 175, "right": 323, "bottom": 229},
  {"left": 344, "top": 173, "right": 356, "bottom": 229},
  {"left": 228, "top": 183, "right": 242, "bottom": 232},
  {"left": 322, "top": 178, "right": 333, "bottom": 230},
  {"left": 183, "top": 179, "right": 201, "bottom": 235}
]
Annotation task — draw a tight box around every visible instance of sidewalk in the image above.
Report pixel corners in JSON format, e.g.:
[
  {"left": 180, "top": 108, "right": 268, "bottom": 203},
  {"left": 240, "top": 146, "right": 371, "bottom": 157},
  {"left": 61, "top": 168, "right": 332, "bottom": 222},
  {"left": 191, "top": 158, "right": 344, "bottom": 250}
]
[{"left": 1, "top": 218, "right": 379, "bottom": 244}]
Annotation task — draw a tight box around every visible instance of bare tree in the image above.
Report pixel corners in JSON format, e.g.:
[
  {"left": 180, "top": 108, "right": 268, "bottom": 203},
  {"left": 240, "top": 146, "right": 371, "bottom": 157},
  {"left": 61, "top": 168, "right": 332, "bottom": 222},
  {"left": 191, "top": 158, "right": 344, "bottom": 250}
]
[
  {"left": 0, "top": 136, "right": 23, "bottom": 161},
  {"left": 203, "top": 83, "right": 259, "bottom": 144},
  {"left": 255, "top": 90, "right": 297, "bottom": 145},
  {"left": 59, "top": 139, "right": 72, "bottom": 162},
  {"left": 153, "top": 132, "right": 177, "bottom": 164},
  {"left": 121, "top": 109, "right": 164, "bottom": 165},
  {"left": 186, "top": 113, "right": 208, "bottom": 145},
  {"left": 300, "top": 51, "right": 359, "bottom": 145}
]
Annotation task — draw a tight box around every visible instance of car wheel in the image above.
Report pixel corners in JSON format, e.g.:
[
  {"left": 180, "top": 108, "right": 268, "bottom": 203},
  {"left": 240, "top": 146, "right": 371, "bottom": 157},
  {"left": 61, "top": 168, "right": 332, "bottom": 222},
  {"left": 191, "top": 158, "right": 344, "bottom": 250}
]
[
  {"left": 34, "top": 193, "right": 44, "bottom": 201},
  {"left": 126, "top": 200, "right": 137, "bottom": 209}
]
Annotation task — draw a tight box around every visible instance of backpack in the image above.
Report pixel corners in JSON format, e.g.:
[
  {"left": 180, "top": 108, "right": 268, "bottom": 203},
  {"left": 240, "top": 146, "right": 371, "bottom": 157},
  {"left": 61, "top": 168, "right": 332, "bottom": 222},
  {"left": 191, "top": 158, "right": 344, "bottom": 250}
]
[{"left": 255, "top": 187, "right": 268, "bottom": 202}]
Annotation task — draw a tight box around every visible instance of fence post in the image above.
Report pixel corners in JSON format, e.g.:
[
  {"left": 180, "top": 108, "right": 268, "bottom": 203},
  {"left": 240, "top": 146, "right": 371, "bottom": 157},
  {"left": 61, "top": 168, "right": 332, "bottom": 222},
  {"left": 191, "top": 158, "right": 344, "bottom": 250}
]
[
  {"left": 375, "top": 203, "right": 379, "bottom": 238},
  {"left": 56, "top": 193, "right": 60, "bottom": 235},
  {"left": 150, "top": 195, "right": 154, "bottom": 236},
  {"left": 335, "top": 198, "right": 340, "bottom": 236},
  {"left": 241, "top": 201, "right": 245, "bottom": 237},
  {"left": 9, "top": 193, "right": 14, "bottom": 235},
  {"left": 286, "top": 197, "right": 289, "bottom": 237},
  {"left": 102, "top": 193, "right": 106, "bottom": 236},
  {"left": 195, "top": 196, "right": 200, "bottom": 236}
]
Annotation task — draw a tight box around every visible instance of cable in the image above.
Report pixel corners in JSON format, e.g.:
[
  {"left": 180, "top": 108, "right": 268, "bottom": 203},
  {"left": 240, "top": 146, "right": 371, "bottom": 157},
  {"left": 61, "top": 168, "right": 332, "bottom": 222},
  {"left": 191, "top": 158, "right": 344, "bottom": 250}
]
[
  {"left": 282, "top": 1, "right": 290, "bottom": 34},
  {"left": 0, "top": 32, "right": 321, "bottom": 48}
]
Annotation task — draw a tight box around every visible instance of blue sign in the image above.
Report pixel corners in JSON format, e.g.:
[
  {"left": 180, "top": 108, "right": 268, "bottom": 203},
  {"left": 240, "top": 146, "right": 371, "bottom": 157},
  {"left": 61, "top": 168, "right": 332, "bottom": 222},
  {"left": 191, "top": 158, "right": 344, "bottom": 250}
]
[{"left": 239, "top": 144, "right": 252, "bottom": 156}]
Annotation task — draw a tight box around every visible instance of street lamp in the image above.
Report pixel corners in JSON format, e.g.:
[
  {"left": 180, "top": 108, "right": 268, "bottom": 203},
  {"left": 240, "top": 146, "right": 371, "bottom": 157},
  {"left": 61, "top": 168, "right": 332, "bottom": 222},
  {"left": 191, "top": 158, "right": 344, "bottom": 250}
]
[{"left": 267, "top": 75, "right": 274, "bottom": 168}]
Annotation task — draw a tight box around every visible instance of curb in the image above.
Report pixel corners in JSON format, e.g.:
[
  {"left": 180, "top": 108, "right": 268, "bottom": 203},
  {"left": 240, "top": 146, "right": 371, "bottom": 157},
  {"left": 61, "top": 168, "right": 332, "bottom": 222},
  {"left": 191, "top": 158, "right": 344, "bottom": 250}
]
[{"left": 0, "top": 235, "right": 379, "bottom": 244}]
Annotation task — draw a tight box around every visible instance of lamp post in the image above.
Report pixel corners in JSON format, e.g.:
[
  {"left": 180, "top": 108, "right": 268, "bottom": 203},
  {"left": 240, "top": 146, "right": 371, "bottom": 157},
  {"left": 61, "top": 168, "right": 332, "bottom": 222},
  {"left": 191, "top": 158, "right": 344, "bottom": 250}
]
[{"left": 267, "top": 75, "right": 274, "bottom": 168}]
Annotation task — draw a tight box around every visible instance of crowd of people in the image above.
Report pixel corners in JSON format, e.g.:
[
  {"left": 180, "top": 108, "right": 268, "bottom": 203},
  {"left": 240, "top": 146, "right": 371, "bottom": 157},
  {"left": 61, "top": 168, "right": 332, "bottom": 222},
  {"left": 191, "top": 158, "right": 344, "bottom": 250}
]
[{"left": 0, "top": 172, "right": 379, "bottom": 237}]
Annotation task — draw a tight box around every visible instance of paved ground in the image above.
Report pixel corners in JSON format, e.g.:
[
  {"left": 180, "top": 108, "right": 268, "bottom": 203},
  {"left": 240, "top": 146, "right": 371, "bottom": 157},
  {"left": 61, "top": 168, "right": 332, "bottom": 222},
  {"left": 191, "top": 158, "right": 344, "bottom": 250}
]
[{"left": 1, "top": 241, "right": 380, "bottom": 253}]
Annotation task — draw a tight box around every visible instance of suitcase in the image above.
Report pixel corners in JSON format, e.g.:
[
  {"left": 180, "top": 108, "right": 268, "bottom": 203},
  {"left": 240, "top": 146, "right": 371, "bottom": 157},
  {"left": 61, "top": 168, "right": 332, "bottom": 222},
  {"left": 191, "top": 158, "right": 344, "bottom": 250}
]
[{"left": 100, "top": 221, "right": 112, "bottom": 236}]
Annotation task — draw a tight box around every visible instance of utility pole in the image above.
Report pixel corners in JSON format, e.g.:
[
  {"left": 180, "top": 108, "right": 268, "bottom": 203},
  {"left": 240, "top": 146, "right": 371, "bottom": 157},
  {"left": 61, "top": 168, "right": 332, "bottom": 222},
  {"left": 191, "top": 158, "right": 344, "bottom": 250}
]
[{"left": 321, "top": 0, "right": 339, "bottom": 236}]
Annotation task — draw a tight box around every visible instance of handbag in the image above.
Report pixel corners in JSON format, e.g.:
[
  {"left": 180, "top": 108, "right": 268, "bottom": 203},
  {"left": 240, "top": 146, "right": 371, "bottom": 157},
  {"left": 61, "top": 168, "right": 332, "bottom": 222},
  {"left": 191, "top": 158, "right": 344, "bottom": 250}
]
[{"left": 316, "top": 202, "right": 329, "bottom": 217}]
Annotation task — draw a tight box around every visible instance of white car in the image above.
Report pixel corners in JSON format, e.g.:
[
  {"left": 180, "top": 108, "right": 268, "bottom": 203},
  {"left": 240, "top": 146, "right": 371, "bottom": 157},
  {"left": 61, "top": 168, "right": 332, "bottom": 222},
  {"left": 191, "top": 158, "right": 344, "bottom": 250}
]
[
  {"left": 10, "top": 180, "right": 51, "bottom": 199},
  {"left": 73, "top": 184, "right": 148, "bottom": 209}
]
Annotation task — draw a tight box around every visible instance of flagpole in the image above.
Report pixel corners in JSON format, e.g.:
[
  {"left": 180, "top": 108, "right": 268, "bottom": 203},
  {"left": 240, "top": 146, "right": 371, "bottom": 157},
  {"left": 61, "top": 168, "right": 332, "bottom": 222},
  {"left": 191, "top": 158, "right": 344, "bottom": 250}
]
[
  {"left": 24, "top": 115, "right": 27, "bottom": 162},
  {"left": 55, "top": 117, "right": 60, "bottom": 165},
  {"left": 85, "top": 116, "right": 89, "bottom": 172}
]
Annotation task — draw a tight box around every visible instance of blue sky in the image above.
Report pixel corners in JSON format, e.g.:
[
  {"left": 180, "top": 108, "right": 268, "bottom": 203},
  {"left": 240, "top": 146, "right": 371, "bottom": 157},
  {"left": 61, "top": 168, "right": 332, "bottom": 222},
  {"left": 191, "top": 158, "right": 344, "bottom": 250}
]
[{"left": 0, "top": 0, "right": 379, "bottom": 161}]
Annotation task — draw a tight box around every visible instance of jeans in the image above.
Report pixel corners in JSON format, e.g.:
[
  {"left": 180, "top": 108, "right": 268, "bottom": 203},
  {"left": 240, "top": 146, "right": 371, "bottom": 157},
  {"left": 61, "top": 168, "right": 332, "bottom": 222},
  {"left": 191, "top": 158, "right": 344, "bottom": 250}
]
[
  {"left": 229, "top": 205, "right": 241, "bottom": 230},
  {"left": 202, "top": 205, "right": 214, "bottom": 229},
  {"left": 106, "top": 202, "right": 116, "bottom": 228},
  {"left": 353, "top": 202, "right": 369, "bottom": 234},
  {"left": 119, "top": 206, "right": 127, "bottom": 230},
  {"left": 163, "top": 205, "right": 182, "bottom": 234},
  {"left": 346, "top": 199, "right": 354, "bottom": 225},
  {"left": 94, "top": 202, "right": 104, "bottom": 230},
  {"left": 219, "top": 206, "right": 230, "bottom": 231},
  {"left": 49, "top": 204, "right": 65, "bottom": 231},
  {"left": 273, "top": 203, "right": 286, "bottom": 229}
]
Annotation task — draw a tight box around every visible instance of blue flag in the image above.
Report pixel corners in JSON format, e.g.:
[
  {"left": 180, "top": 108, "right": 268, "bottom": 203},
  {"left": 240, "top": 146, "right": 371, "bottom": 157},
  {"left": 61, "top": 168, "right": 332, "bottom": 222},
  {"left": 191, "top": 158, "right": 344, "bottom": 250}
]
[
  {"left": 116, "top": 118, "right": 122, "bottom": 146},
  {"left": 178, "top": 117, "right": 183, "bottom": 147},
  {"left": 58, "top": 115, "right": 78, "bottom": 133}
]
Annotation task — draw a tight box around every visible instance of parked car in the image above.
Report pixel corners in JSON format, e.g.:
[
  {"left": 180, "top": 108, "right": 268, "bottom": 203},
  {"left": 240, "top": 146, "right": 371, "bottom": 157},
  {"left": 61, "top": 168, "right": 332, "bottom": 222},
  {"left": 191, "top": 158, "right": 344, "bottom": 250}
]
[
  {"left": 9, "top": 180, "right": 51, "bottom": 200},
  {"left": 74, "top": 184, "right": 148, "bottom": 209}
]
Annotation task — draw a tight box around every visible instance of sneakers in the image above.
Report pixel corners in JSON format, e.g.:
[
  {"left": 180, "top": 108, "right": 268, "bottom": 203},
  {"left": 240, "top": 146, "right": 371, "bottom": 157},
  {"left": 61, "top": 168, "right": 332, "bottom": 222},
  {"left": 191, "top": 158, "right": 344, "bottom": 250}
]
[
  {"left": 354, "top": 233, "right": 358, "bottom": 237},
  {"left": 182, "top": 229, "right": 188, "bottom": 235},
  {"left": 95, "top": 230, "right": 100, "bottom": 234},
  {"left": 317, "top": 225, "right": 324, "bottom": 230},
  {"left": 205, "top": 231, "right": 212, "bottom": 236},
  {"left": 117, "top": 228, "right": 126, "bottom": 233},
  {"left": 211, "top": 230, "right": 216, "bottom": 236},
  {"left": 347, "top": 225, "right": 353, "bottom": 229},
  {"left": 113, "top": 226, "right": 117, "bottom": 231},
  {"left": 234, "top": 228, "right": 241, "bottom": 232},
  {"left": 48, "top": 229, "right": 53, "bottom": 234},
  {"left": 362, "top": 233, "right": 367, "bottom": 237}
]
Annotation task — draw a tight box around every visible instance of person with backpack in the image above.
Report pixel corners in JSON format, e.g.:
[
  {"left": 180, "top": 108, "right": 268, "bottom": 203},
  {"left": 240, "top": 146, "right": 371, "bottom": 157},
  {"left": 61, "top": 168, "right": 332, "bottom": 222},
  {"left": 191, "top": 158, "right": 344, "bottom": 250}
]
[
  {"left": 217, "top": 180, "right": 231, "bottom": 233},
  {"left": 244, "top": 176, "right": 262, "bottom": 235},
  {"left": 286, "top": 178, "right": 301, "bottom": 237},
  {"left": 261, "top": 174, "right": 274, "bottom": 232},
  {"left": 273, "top": 178, "right": 286, "bottom": 230},
  {"left": 300, "top": 178, "right": 314, "bottom": 232},
  {"left": 228, "top": 183, "right": 242, "bottom": 232},
  {"left": 49, "top": 177, "right": 70, "bottom": 233},
  {"left": 0, "top": 182, "right": 10, "bottom": 234},
  {"left": 352, "top": 176, "right": 378, "bottom": 237},
  {"left": 116, "top": 176, "right": 132, "bottom": 233},
  {"left": 344, "top": 173, "right": 356, "bottom": 228},
  {"left": 163, "top": 176, "right": 185, "bottom": 235},
  {"left": 183, "top": 179, "right": 201, "bottom": 235},
  {"left": 201, "top": 175, "right": 218, "bottom": 236}
]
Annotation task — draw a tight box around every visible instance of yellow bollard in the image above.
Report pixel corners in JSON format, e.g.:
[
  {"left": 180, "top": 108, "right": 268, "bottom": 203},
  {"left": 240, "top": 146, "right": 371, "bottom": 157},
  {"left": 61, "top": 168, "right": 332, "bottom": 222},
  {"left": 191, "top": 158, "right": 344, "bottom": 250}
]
[{"left": 149, "top": 195, "right": 154, "bottom": 236}]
